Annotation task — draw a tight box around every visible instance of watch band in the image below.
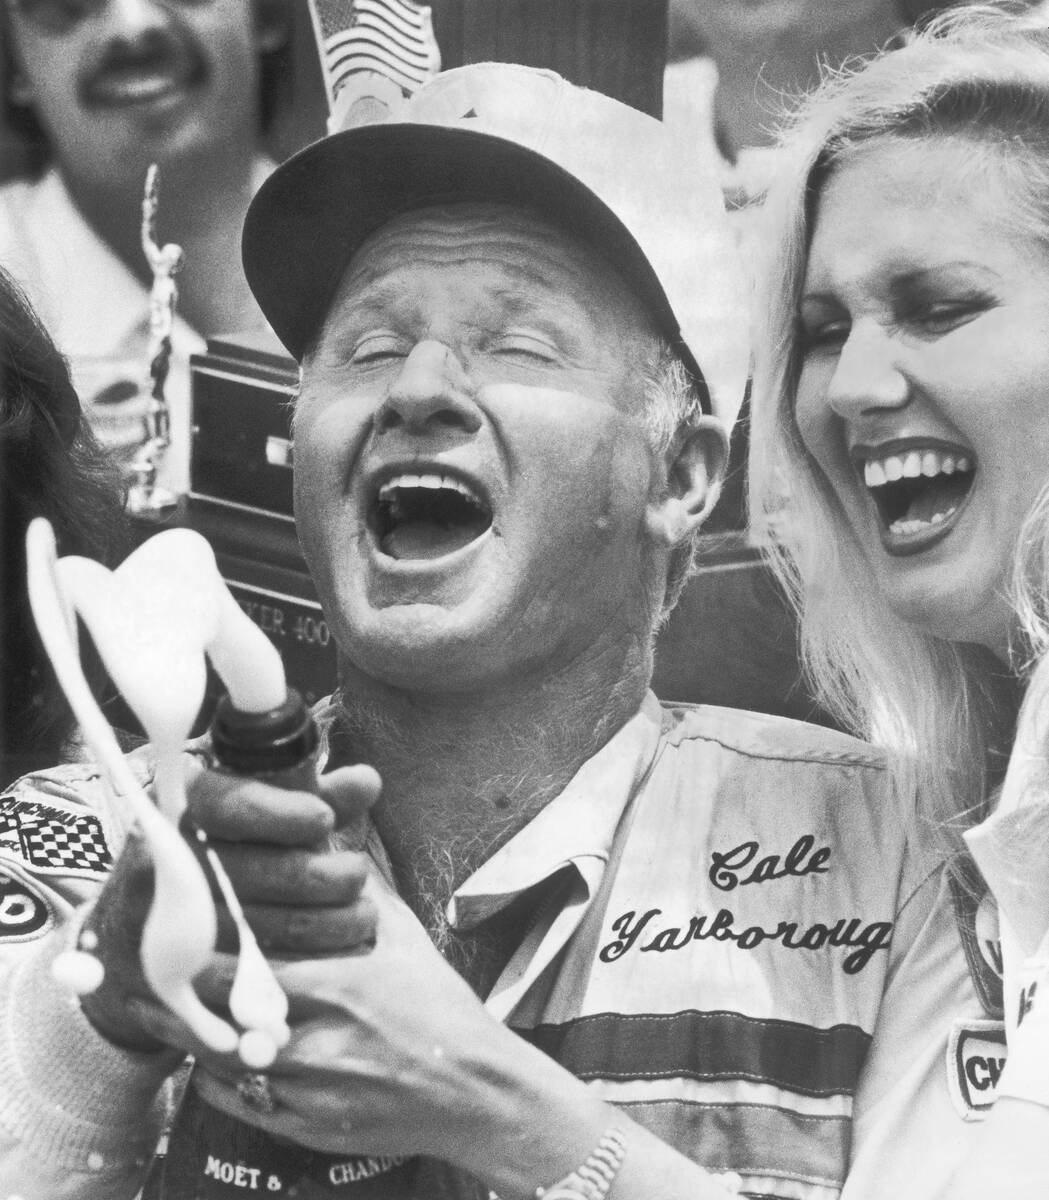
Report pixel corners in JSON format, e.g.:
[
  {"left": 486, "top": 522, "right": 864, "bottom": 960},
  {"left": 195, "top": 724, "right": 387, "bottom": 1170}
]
[{"left": 535, "top": 1127, "right": 627, "bottom": 1200}]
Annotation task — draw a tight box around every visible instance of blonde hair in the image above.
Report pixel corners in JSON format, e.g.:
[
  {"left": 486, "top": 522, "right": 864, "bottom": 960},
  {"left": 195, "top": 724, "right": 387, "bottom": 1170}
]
[
  {"left": 1013, "top": 480, "right": 1049, "bottom": 666},
  {"left": 749, "top": 3, "right": 1047, "bottom": 844}
]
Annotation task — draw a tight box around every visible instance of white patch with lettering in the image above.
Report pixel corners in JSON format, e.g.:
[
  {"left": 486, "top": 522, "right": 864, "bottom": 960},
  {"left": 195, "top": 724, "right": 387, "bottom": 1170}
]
[
  {"left": 0, "top": 867, "right": 55, "bottom": 942},
  {"left": 947, "top": 1018, "right": 1008, "bottom": 1121}
]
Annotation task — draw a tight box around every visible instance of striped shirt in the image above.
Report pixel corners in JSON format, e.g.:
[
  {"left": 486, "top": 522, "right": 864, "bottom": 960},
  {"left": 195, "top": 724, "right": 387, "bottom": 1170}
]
[{"left": 450, "top": 695, "right": 987, "bottom": 1199}]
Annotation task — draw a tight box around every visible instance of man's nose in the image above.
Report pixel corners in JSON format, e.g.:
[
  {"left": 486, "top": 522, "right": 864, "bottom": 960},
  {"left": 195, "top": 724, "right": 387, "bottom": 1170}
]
[
  {"left": 96, "top": 0, "right": 168, "bottom": 36},
  {"left": 825, "top": 320, "right": 910, "bottom": 419},
  {"left": 375, "top": 341, "right": 482, "bottom": 436}
]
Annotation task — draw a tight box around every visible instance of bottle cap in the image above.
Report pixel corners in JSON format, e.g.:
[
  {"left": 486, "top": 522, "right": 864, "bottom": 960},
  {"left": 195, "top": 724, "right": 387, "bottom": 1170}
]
[{"left": 210, "top": 688, "right": 319, "bottom": 774}]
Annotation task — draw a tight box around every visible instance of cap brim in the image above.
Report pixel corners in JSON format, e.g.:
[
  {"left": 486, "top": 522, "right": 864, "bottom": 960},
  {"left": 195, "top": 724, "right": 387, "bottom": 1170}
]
[{"left": 242, "top": 124, "right": 710, "bottom": 411}]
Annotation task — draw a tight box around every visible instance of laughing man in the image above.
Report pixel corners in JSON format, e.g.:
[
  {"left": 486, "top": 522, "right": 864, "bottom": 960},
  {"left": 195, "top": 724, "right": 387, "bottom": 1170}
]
[{"left": 0, "top": 63, "right": 988, "bottom": 1200}]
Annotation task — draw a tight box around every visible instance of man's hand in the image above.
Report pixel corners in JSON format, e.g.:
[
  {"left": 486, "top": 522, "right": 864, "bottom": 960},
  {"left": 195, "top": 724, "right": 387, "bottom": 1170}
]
[
  {"left": 185, "top": 762, "right": 381, "bottom": 956},
  {"left": 78, "top": 761, "right": 381, "bottom": 1054},
  {"left": 153, "top": 883, "right": 523, "bottom": 1161},
  {"left": 126, "top": 865, "right": 742, "bottom": 1200},
  {"left": 132, "top": 881, "right": 509, "bottom": 1160}
]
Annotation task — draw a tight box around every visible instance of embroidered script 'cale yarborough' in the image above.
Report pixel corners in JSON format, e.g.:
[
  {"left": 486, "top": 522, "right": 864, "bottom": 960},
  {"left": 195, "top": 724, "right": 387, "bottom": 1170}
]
[
  {"left": 600, "top": 906, "right": 893, "bottom": 974},
  {"left": 601, "top": 832, "right": 893, "bottom": 975}
]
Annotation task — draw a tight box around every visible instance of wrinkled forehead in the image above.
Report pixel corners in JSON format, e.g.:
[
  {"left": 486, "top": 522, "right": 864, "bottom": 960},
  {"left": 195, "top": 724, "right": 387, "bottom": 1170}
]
[{"left": 328, "top": 200, "right": 660, "bottom": 339}]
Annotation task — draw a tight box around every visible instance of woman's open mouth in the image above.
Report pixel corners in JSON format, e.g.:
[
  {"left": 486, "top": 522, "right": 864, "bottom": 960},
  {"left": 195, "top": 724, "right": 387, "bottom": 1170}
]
[
  {"left": 369, "top": 471, "right": 493, "bottom": 561},
  {"left": 859, "top": 444, "right": 975, "bottom": 555}
]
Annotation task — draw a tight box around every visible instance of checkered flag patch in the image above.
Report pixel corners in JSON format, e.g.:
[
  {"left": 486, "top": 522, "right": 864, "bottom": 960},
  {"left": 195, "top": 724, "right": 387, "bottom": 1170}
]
[
  {"left": 0, "top": 798, "right": 112, "bottom": 875},
  {"left": 21, "top": 817, "right": 111, "bottom": 872}
]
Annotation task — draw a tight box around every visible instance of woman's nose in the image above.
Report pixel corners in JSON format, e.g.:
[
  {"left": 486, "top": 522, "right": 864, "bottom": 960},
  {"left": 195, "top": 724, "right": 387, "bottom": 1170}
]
[
  {"left": 375, "top": 340, "right": 482, "bottom": 436},
  {"left": 825, "top": 320, "right": 910, "bottom": 420}
]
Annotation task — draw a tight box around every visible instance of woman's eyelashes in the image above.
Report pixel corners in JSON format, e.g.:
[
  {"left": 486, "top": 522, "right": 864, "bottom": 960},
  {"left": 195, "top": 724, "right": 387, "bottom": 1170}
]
[
  {"left": 797, "top": 313, "right": 849, "bottom": 355},
  {"left": 898, "top": 292, "right": 994, "bottom": 337},
  {"left": 796, "top": 291, "right": 995, "bottom": 356}
]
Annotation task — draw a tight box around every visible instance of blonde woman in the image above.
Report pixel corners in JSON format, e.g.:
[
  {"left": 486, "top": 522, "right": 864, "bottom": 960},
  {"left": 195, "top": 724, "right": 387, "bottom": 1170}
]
[{"left": 750, "top": 5, "right": 1049, "bottom": 1192}]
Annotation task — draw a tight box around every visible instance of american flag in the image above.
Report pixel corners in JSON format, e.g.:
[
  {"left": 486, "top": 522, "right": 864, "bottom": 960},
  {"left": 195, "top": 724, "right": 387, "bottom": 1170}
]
[{"left": 307, "top": 0, "right": 441, "bottom": 110}]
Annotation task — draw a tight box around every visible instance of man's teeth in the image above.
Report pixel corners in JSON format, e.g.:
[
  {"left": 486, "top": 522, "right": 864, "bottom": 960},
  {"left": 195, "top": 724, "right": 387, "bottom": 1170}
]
[
  {"left": 863, "top": 449, "right": 971, "bottom": 488},
  {"left": 377, "top": 472, "right": 481, "bottom": 504}
]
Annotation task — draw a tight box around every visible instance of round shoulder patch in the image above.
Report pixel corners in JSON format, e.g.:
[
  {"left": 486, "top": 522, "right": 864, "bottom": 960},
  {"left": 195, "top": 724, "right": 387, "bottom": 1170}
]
[{"left": 0, "top": 868, "right": 55, "bottom": 941}]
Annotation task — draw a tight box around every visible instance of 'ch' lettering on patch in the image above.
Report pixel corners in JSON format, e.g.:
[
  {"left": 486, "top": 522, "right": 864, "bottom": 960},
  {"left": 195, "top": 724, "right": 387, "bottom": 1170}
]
[{"left": 947, "top": 1019, "right": 1008, "bottom": 1121}]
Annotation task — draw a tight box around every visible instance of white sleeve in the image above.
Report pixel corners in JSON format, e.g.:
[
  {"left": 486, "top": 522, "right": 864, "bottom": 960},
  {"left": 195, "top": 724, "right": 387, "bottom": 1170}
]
[
  {"left": 843, "top": 865, "right": 992, "bottom": 1200},
  {"left": 0, "top": 756, "right": 180, "bottom": 1200},
  {"left": 0, "top": 905, "right": 178, "bottom": 1200}
]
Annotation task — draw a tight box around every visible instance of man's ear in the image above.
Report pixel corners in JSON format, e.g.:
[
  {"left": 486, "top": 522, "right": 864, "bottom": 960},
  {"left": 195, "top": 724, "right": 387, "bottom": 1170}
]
[{"left": 644, "top": 417, "right": 728, "bottom": 548}]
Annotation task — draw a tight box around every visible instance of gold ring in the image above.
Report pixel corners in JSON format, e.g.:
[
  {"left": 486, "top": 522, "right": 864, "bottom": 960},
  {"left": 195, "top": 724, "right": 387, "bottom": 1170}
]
[{"left": 236, "top": 1071, "right": 277, "bottom": 1115}]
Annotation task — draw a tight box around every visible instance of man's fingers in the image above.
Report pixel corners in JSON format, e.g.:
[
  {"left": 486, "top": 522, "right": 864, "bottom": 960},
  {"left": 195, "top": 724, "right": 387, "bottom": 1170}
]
[
  {"left": 184, "top": 764, "right": 382, "bottom": 848},
  {"left": 187, "top": 773, "right": 335, "bottom": 845},
  {"left": 242, "top": 895, "right": 378, "bottom": 955},
  {"left": 318, "top": 764, "right": 382, "bottom": 830},
  {"left": 192, "top": 953, "right": 239, "bottom": 1004},
  {"left": 209, "top": 844, "right": 370, "bottom": 905},
  {"left": 124, "top": 995, "right": 239, "bottom": 1070},
  {"left": 192, "top": 1070, "right": 309, "bottom": 1142}
]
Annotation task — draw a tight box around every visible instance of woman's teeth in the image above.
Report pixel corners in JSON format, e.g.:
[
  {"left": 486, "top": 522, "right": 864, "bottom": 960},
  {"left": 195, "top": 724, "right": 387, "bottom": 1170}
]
[
  {"left": 863, "top": 448, "right": 971, "bottom": 488},
  {"left": 860, "top": 446, "right": 974, "bottom": 538},
  {"left": 887, "top": 508, "right": 956, "bottom": 537}
]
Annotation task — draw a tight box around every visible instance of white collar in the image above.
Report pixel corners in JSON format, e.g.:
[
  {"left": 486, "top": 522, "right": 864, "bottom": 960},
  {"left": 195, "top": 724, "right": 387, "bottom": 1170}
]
[{"left": 448, "top": 692, "right": 666, "bottom": 931}]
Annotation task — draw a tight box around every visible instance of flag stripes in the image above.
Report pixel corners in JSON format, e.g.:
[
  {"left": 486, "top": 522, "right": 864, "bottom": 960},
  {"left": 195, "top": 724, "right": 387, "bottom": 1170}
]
[{"left": 308, "top": 0, "right": 440, "bottom": 107}]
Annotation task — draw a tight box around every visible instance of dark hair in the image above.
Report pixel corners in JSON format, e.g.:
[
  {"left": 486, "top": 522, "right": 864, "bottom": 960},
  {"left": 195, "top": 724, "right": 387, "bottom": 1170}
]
[
  {"left": 0, "top": 266, "right": 127, "bottom": 782},
  {"left": 1, "top": 0, "right": 291, "bottom": 176}
]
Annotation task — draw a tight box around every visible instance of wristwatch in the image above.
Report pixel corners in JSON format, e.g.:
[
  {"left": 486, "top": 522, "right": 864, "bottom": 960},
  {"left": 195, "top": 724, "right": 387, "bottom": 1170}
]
[{"left": 535, "top": 1128, "right": 627, "bottom": 1200}]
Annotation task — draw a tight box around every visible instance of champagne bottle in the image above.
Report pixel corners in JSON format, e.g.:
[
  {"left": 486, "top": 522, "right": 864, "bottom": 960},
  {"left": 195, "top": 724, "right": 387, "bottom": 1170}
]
[{"left": 157, "top": 689, "right": 416, "bottom": 1199}]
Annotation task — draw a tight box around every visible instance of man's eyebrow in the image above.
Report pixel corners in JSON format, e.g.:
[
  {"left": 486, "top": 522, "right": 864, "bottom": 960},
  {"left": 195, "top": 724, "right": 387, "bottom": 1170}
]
[
  {"left": 485, "top": 286, "right": 545, "bottom": 317},
  {"left": 341, "top": 278, "right": 407, "bottom": 315},
  {"left": 484, "top": 280, "right": 590, "bottom": 324}
]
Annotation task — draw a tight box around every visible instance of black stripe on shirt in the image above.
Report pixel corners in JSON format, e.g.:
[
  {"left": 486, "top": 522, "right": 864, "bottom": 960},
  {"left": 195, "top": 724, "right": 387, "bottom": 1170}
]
[{"left": 514, "top": 1009, "right": 870, "bottom": 1098}]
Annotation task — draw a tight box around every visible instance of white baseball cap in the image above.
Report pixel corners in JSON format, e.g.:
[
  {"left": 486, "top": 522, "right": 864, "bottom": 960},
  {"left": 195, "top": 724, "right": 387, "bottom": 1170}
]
[{"left": 242, "top": 61, "right": 748, "bottom": 419}]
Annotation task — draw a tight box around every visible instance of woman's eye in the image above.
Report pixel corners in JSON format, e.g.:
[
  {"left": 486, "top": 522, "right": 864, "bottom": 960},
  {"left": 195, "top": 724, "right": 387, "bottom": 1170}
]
[
  {"left": 797, "top": 318, "right": 849, "bottom": 355},
  {"left": 350, "top": 335, "right": 406, "bottom": 364},
  {"left": 908, "top": 299, "right": 986, "bottom": 336}
]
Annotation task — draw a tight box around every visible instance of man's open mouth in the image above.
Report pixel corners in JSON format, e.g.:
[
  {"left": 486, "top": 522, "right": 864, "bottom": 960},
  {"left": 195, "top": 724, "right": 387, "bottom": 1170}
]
[
  {"left": 860, "top": 445, "right": 975, "bottom": 540},
  {"left": 371, "top": 472, "right": 493, "bottom": 561}
]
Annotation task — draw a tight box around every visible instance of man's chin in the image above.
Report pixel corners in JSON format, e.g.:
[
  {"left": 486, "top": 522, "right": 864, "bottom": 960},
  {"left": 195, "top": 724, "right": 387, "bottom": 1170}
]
[{"left": 340, "top": 598, "right": 515, "bottom": 694}]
